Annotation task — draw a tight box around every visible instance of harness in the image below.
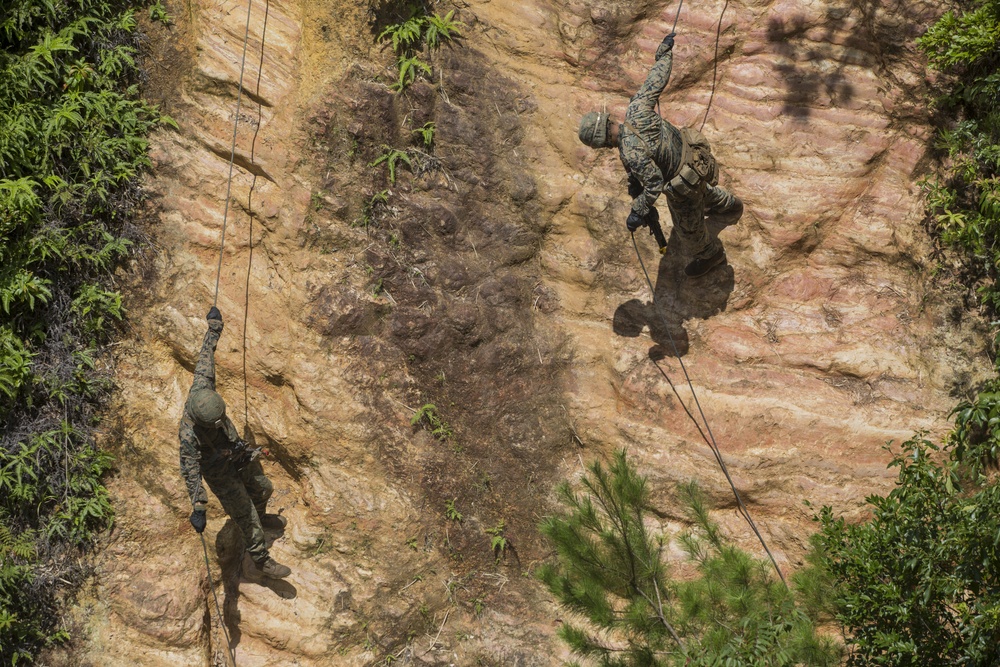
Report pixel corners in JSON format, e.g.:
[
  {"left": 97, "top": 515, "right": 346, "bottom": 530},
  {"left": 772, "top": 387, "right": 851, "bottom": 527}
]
[{"left": 622, "top": 121, "right": 719, "bottom": 198}]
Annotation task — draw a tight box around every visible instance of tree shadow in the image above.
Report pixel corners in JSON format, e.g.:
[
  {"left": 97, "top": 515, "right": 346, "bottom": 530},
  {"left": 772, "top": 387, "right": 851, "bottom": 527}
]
[
  {"left": 765, "top": 0, "right": 929, "bottom": 122},
  {"left": 614, "top": 221, "right": 734, "bottom": 358},
  {"left": 214, "top": 519, "right": 297, "bottom": 654}
]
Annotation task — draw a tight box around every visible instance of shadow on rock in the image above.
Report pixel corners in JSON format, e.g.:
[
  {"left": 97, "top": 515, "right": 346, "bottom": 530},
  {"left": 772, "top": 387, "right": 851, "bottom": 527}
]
[
  {"left": 765, "top": 0, "right": 931, "bottom": 122},
  {"left": 614, "top": 224, "right": 734, "bottom": 358},
  {"left": 213, "top": 519, "right": 298, "bottom": 653}
]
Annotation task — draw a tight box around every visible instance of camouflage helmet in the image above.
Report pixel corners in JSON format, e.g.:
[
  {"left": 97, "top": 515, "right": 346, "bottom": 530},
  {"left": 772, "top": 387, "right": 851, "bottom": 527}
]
[
  {"left": 578, "top": 111, "right": 612, "bottom": 148},
  {"left": 188, "top": 389, "right": 227, "bottom": 428}
]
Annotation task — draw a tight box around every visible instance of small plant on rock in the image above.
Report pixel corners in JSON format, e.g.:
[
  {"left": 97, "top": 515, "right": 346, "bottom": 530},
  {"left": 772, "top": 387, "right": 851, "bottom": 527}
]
[
  {"left": 377, "top": 8, "right": 463, "bottom": 92},
  {"left": 445, "top": 498, "right": 462, "bottom": 522},
  {"left": 410, "top": 403, "right": 453, "bottom": 441},
  {"left": 485, "top": 519, "right": 507, "bottom": 563},
  {"left": 370, "top": 146, "right": 412, "bottom": 184}
]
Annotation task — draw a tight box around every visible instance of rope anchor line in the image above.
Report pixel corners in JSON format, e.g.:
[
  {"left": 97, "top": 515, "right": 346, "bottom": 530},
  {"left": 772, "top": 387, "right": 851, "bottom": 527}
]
[
  {"left": 630, "top": 233, "right": 786, "bottom": 586},
  {"left": 200, "top": 0, "right": 270, "bottom": 664}
]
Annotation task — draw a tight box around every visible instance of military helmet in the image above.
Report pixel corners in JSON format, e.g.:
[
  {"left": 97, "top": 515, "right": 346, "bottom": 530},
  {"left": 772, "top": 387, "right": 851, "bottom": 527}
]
[
  {"left": 579, "top": 111, "right": 612, "bottom": 148},
  {"left": 188, "top": 389, "right": 227, "bottom": 428}
]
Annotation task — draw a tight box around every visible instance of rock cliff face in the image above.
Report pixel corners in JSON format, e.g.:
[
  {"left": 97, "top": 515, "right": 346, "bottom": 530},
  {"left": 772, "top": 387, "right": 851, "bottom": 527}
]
[{"left": 46, "top": 0, "right": 987, "bottom": 665}]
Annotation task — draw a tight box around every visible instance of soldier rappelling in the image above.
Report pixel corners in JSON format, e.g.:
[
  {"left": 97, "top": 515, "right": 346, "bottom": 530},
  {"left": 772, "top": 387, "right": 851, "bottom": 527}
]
[
  {"left": 180, "top": 306, "right": 291, "bottom": 579},
  {"left": 578, "top": 32, "right": 743, "bottom": 277}
]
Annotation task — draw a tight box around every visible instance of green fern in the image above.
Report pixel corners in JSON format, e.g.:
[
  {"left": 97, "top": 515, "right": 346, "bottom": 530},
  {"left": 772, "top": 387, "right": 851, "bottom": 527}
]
[
  {"left": 424, "top": 10, "right": 462, "bottom": 50},
  {"left": 412, "top": 121, "right": 435, "bottom": 148},
  {"left": 393, "top": 54, "right": 431, "bottom": 92},
  {"left": 370, "top": 145, "right": 413, "bottom": 184},
  {"left": 376, "top": 9, "right": 463, "bottom": 92}
]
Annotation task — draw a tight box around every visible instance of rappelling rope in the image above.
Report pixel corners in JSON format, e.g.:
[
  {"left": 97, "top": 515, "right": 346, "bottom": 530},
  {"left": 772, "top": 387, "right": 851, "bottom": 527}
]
[
  {"left": 641, "top": 0, "right": 786, "bottom": 583},
  {"left": 630, "top": 233, "right": 787, "bottom": 585},
  {"left": 242, "top": 0, "right": 270, "bottom": 425},
  {"left": 200, "top": 531, "right": 237, "bottom": 667},
  {"left": 200, "top": 1, "right": 259, "bottom": 665},
  {"left": 699, "top": 0, "right": 730, "bottom": 132},
  {"left": 670, "top": 0, "right": 684, "bottom": 34},
  {"left": 212, "top": 0, "right": 257, "bottom": 307}
]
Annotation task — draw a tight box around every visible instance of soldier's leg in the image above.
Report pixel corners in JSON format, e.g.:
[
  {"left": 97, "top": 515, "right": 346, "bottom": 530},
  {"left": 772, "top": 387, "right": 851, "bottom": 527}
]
[
  {"left": 240, "top": 459, "right": 273, "bottom": 517},
  {"left": 666, "top": 187, "right": 721, "bottom": 261},
  {"left": 704, "top": 184, "right": 741, "bottom": 215},
  {"left": 203, "top": 469, "right": 269, "bottom": 564}
]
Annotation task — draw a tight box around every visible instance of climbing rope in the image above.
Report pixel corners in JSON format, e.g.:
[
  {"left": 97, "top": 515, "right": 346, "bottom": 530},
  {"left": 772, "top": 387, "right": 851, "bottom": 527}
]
[
  {"left": 670, "top": 0, "right": 684, "bottom": 34},
  {"left": 699, "top": 0, "right": 731, "bottom": 132},
  {"left": 199, "top": 1, "right": 262, "bottom": 664},
  {"left": 630, "top": 233, "right": 787, "bottom": 585},
  {"left": 200, "top": 531, "right": 237, "bottom": 667},
  {"left": 212, "top": 0, "right": 257, "bottom": 307},
  {"left": 242, "top": 0, "right": 270, "bottom": 425},
  {"left": 638, "top": 0, "right": 786, "bottom": 583}
]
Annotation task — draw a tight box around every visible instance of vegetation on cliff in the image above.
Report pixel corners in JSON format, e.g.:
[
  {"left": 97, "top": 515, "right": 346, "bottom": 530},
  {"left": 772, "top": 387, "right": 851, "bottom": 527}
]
[
  {"left": 541, "top": 2, "right": 1000, "bottom": 665},
  {"left": 0, "top": 1, "right": 167, "bottom": 662},
  {"left": 805, "top": 2, "right": 1000, "bottom": 665},
  {"left": 539, "top": 451, "right": 841, "bottom": 667}
]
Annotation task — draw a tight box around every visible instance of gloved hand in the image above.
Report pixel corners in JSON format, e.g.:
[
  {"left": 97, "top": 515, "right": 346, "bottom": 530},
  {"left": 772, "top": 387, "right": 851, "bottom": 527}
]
[
  {"left": 189, "top": 508, "right": 207, "bottom": 533},
  {"left": 626, "top": 210, "right": 647, "bottom": 232},
  {"left": 206, "top": 306, "right": 223, "bottom": 332},
  {"left": 655, "top": 32, "right": 676, "bottom": 60}
]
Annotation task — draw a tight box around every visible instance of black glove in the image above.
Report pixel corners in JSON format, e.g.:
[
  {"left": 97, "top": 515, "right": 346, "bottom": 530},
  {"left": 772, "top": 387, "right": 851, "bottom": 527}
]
[
  {"left": 189, "top": 508, "right": 207, "bottom": 533},
  {"left": 655, "top": 33, "right": 675, "bottom": 60},
  {"left": 626, "top": 210, "right": 647, "bottom": 232},
  {"left": 207, "top": 306, "right": 223, "bottom": 332}
]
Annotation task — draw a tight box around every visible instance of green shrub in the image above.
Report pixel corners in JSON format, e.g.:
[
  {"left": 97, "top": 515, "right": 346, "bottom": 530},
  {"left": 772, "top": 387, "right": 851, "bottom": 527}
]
[
  {"left": 918, "top": 0, "right": 1000, "bottom": 317},
  {"left": 0, "top": 0, "right": 168, "bottom": 661},
  {"left": 811, "top": 436, "right": 1000, "bottom": 665}
]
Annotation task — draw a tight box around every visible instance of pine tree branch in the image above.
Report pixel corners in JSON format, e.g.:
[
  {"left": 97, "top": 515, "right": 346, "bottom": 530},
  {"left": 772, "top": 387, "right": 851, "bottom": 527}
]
[{"left": 639, "top": 583, "right": 685, "bottom": 653}]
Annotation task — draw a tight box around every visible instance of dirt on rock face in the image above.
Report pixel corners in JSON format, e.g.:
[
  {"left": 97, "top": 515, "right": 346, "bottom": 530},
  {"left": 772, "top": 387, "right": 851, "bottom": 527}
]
[{"left": 45, "top": 0, "right": 990, "bottom": 665}]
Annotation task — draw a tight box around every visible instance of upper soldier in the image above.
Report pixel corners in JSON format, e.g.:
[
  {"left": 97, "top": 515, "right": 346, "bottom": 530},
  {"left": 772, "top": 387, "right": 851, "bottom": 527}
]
[
  {"left": 180, "top": 306, "right": 291, "bottom": 579},
  {"left": 578, "top": 32, "right": 743, "bottom": 277}
]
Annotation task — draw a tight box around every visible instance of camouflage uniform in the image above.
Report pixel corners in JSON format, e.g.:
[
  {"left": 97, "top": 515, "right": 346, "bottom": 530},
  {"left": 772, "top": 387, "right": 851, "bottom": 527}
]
[
  {"left": 179, "top": 326, "right": 272, "bottom": 564},
  {"left": 618, "top": 49, "right": 739, "bottom": 261}
]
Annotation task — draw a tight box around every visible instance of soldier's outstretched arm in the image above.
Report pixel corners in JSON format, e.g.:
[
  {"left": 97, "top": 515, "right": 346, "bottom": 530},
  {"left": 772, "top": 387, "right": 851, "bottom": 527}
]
[
  {"left": 179, "top": 424, "right": 209, "bottom": 510},
  {"left": 191, "top": 307, "right": 224, "bottom": 393},
  {"left": 632, "top": 49, "right": 674, "bottom": 114}
]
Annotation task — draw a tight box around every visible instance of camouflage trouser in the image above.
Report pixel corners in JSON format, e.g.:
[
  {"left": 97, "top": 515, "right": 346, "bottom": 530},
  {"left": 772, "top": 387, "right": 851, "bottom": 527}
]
[
  {"left": 203, "top": 458, "right": 273, "bottom": 564},
  {"left": 665, "top": 183, "right": 738, "bottom": 260}
]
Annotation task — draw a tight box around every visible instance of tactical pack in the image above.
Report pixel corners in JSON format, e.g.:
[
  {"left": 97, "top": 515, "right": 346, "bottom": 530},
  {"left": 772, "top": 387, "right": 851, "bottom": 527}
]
[{"left": 668, "top": 127, "right": 719, "bottom": 197}]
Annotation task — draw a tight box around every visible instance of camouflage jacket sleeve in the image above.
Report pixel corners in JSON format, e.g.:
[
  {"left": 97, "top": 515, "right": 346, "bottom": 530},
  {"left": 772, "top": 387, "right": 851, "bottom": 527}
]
[
  {"left": 179, "top": 421, "right": 208, "bottom": 509},
  {"left": 178, "top": 325, "right": 223, "bottom": 510},
  {"left": 622, "top": 51, "right": 675, "bottom": 216},
  {"left": 191, "top": 326, "right": 222, "bottom": 394}
]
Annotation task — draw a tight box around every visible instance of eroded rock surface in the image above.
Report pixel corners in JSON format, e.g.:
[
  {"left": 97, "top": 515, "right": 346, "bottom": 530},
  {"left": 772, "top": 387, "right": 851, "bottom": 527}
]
[{"left": 46, "top": 0, "right": 988, "bottom": 665}]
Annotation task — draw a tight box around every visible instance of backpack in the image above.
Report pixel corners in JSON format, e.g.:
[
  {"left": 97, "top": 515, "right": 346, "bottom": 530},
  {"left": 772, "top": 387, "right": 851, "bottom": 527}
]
[{"left": 669, "top": 127, "right": 719, "bottom": 197}]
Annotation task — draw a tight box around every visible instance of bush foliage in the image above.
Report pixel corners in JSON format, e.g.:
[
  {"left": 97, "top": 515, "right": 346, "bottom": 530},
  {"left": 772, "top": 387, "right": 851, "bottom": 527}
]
[
  {"left": 805, "top": 5, "right": 1000, "bottom": 665},
  {"left": 813, "top": 437, "right": 1000, "bottom": 666},
  {"left": 0, "top": 0, "right": 167, "bottom": 662}
]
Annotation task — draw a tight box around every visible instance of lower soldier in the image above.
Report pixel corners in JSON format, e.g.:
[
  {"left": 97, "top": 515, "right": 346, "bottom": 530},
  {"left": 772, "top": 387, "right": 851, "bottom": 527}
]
[
  {"left": 578, "top": 31, "right": 743, "bottom": 277},
  {"left": 179, "top": 306, "right": 291, "bottom": 579}
]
